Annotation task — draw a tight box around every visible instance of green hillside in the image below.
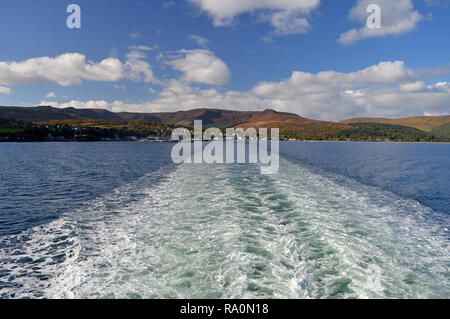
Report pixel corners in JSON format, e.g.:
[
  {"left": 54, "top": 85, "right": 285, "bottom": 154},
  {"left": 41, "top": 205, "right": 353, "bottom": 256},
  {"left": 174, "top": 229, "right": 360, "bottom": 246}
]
[
  {"left": 0, "top": 118, "right": 173, "bottom": 142},
  {"left": 341, "top": 116, "right": 450, "bottom": 132},
  {"left": 331, "top": 123, "right": 442, "bottom": 142},
  {"left": 432, "top": 123, "right": 450, "bottom": 138}
]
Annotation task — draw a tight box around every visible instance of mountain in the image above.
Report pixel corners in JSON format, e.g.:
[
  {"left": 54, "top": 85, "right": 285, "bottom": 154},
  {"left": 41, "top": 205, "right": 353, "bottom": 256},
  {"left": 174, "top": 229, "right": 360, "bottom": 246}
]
[
  {"left": 0, "top": 105, "right": 122, "bottom": 122},
  {"left": 0, "top": 106, "right": 260, "bottom": 127},
  {"left": 0, "top": 105, "right": 448, "bottom": 142},
  {"left": 118, "top": 108, "right": 257, "bottom": 127},
  {"left": 0, "top": 106, "right": 349, "bottom": 140},
  {"left": 340, "top": 116, "right": 450, "bottom": 132},
  {"left": 0, "top": 106, "right": 319, "bottom": 129},
  {"left": 233, "top": 109, "right": 349, "bottom": 139}
]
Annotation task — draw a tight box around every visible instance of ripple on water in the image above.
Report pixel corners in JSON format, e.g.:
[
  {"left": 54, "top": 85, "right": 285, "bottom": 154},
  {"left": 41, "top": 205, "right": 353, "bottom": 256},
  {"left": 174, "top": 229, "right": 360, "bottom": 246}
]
[{"left": 0, "top": 158, "right": 449, "bottom": 299}]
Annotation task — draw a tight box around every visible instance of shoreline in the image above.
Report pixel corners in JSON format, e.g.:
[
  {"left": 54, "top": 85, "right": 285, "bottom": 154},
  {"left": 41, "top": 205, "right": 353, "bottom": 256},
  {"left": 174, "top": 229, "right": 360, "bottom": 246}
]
[{"left": 1, "top": 140, "right": 449, "bottom": 144}]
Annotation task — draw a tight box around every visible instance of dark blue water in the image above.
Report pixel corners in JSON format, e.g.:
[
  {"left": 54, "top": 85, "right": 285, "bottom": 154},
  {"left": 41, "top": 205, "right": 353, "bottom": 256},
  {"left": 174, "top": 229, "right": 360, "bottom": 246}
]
[{"left": 0, "top": 142, "right": 175, "bottom": 236}]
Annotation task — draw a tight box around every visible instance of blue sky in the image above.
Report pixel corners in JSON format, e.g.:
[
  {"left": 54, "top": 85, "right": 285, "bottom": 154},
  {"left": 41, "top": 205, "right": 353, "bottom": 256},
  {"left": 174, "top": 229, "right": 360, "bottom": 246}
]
[{"left": 0, "top": 0, "right": 449, "bottom": 120}]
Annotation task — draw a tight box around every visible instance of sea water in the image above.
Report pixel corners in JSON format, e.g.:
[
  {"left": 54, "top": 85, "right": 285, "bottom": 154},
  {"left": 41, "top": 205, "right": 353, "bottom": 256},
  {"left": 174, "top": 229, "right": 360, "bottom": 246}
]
[{"left": 0, "top": 142, "right": 448, "bottom": 299}]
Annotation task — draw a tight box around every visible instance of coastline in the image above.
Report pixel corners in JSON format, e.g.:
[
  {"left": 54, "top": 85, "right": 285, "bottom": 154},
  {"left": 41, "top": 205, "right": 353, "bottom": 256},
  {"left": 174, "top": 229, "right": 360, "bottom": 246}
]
[{"left": 1, "top": 140, "right": 449, "bottom": 144}]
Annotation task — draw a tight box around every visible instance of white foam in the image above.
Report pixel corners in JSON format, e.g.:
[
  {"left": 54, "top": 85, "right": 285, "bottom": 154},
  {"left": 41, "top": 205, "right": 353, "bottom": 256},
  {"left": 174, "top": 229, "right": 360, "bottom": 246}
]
[{"left": 0, "top": 159, "right": 448, "bottom": 299}]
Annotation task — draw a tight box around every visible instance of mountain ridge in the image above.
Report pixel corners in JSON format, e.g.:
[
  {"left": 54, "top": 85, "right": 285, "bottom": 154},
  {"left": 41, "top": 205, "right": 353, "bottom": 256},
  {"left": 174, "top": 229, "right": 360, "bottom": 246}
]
[
  {"left": 0, "top": 106, "right": 312, "bottom": 128},
  {"left": 1, "top": 105, "right": 449, "bottom": 140}
]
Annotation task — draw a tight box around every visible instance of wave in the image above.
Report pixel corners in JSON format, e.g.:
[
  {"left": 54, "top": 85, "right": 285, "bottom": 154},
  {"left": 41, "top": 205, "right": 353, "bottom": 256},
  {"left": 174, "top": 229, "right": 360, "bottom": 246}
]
[{"left": 0, "top": 158, "right": 448, "bottom": 299}]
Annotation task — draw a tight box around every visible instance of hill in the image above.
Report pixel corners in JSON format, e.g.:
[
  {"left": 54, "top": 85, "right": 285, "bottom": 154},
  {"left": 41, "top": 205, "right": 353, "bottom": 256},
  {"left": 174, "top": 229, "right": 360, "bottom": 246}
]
[
  {"left": 119, "top": 108, "right": 257, "bottom": 128},
  {"left": 432, "top": 123, "right": 450, "bottom": 138},
  {"left": 340, "top": 116, "right": 450, "bottom": 132},
  {"left": 1, "top": 105, "right": 449, "bottom": 142},
  {"left": 234, "top": 109, "right": 350, "bottom": 140},
  {"left": 0, "top": 118, "right": 173, "bottom": 142},
  {"left": 0, "top": 106, "right": 351, "bottom": 140},
  {"left": 0, "top": 106, "right": 263, "bottom": 128},
  {"left": 0, "top": 105, "right": 122, "bottom": 122},
  {"left": 331, "top": 123, "right": 440, "bottom": 142}
]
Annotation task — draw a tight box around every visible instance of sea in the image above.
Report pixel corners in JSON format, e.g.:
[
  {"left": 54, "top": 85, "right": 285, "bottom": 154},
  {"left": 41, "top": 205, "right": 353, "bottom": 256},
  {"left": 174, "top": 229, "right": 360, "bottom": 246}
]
[{"left": 0, "top": 142, "right": 448, "bottom": 299}]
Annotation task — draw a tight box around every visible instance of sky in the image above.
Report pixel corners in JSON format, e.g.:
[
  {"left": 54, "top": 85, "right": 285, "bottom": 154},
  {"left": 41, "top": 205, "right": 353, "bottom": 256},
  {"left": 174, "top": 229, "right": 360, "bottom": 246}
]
[{"left": 0, "top": 0, "right": 449, "bottom": 121}]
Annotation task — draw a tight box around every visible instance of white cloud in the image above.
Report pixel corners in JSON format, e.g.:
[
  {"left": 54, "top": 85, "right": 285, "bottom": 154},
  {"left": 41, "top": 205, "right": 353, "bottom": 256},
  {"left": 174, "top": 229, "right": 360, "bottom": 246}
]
[
  {"left": 41, "top": 80, "right": 264, "bottom": 113},
  {"left": 338, "top": 0, "right": 423, "bottom": 45},
  {"left": 125, "top": 47, "right": 159, "bottom": 84},
  {"left": 45, "top": 92, "right": 56, "bottom": 98},
  {"left": 42, "top": 61, "right": 450, "bottom": 121},
  {"left": 268, "top": 10, "right": 311, "bottom": 36},
  {"left": 0, "top": 85, "right": 11, "bottom": 95},
  {"left": 252, "top": 61, "right": 416, "bottom": 98},
  {"left": 188, "top": 35, "right": 210, "bottom": 48},
  {"left": 189, "top": 0, "right": 320, "bottom": 37},
  {"left": 168, "top": 49, "right": 231, "bottom": 86},
  {"left": 0, "top": 53, "right": 124, "bottom": 86},
  {"left": 247, "top": 61, "right": 448, "bottom": 119},
  {"left": 0, "top": 49, "right": 158, "bottom": 87},
  {"left": 399, "top": 81, "right": 427, "bottom": 92}
]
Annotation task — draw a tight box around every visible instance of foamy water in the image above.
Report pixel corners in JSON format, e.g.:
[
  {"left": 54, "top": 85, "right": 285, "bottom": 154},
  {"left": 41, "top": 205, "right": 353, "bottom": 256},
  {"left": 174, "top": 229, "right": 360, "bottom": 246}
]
[{"left": 1, "top": 157, "right": 448, "bottom": 299}]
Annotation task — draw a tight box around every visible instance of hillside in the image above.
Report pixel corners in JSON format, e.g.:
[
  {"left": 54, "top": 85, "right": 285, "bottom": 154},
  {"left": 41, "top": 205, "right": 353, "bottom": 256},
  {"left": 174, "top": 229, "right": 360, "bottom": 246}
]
[
  {"left": 340, "top": 116, "right": 450, "bottom": 132},
  {"left": 0, "top": 106, "right": 261, "bottom": 128},
  {"left": 0, "top": 105, "right": 122, "bottom": 122},
  {"left": 0, "top": 106, "right": 328, "bottom": 130},
  {"left": 0, "top": 106, "right": 351, "bottom": 140},
  {"left": 234, "top": 109, "right": 350, "bottom": 140},
  {"left": 331, "top": 123, "right": 439, "bottom": 142},
  {"left": 0, "top": 118, "right": 173, "bottom": 142},
  {"left": 120, "top": 109, "right": 257, "bottom": 128},
  {"left": 432, "top": 123, "right": 450, "bottom": 138},
  {"left": 1, "top": 105, "right": 449, "bottom": 142}
]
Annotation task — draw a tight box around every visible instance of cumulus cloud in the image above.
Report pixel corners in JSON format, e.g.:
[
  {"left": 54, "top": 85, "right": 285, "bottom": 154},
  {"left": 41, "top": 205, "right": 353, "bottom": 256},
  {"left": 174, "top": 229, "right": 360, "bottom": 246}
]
[
  {"left": 0, "top": 49, "right": 158, "bottom": 87},
  {"left": 338, "top": 0, "right": 423, "bottom": 45},
  {"left": 125, "top": 46, "right": 159, "bottom": 84},
  {"left": 167, "top": 49, "right": 231, "bottom": 85},
  {"left": 41, "top": 79, "right": 265, "bottom": 113},
  {"left": 189, "top": 0, "right": 320, "bottom": 37},
  {"left": 45, "top": 92, "right": 56, "bottom": 98},
  {"left": 0, "top": 85, "right": 11, "bottom": 95},
  {"left": 253, "top": 61, "right": 414, "bottom": 98},
  {"left": 399, "top": 81, "right": 428, "bottom": 92},
  {"left": 42, "top": 61, "right": 450, "bottom": 121},
  {"left": 0, "top": 53, "right": 124, "bottom": 86},
  {"left": 252, "top": 61, "right": 416, "bottom": 98},
  {"left": 268, "top": 10, "right": 311, "bottom": 36},
  {"left": 248, "top": 61, "right": 449, "bottom": 119}
]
